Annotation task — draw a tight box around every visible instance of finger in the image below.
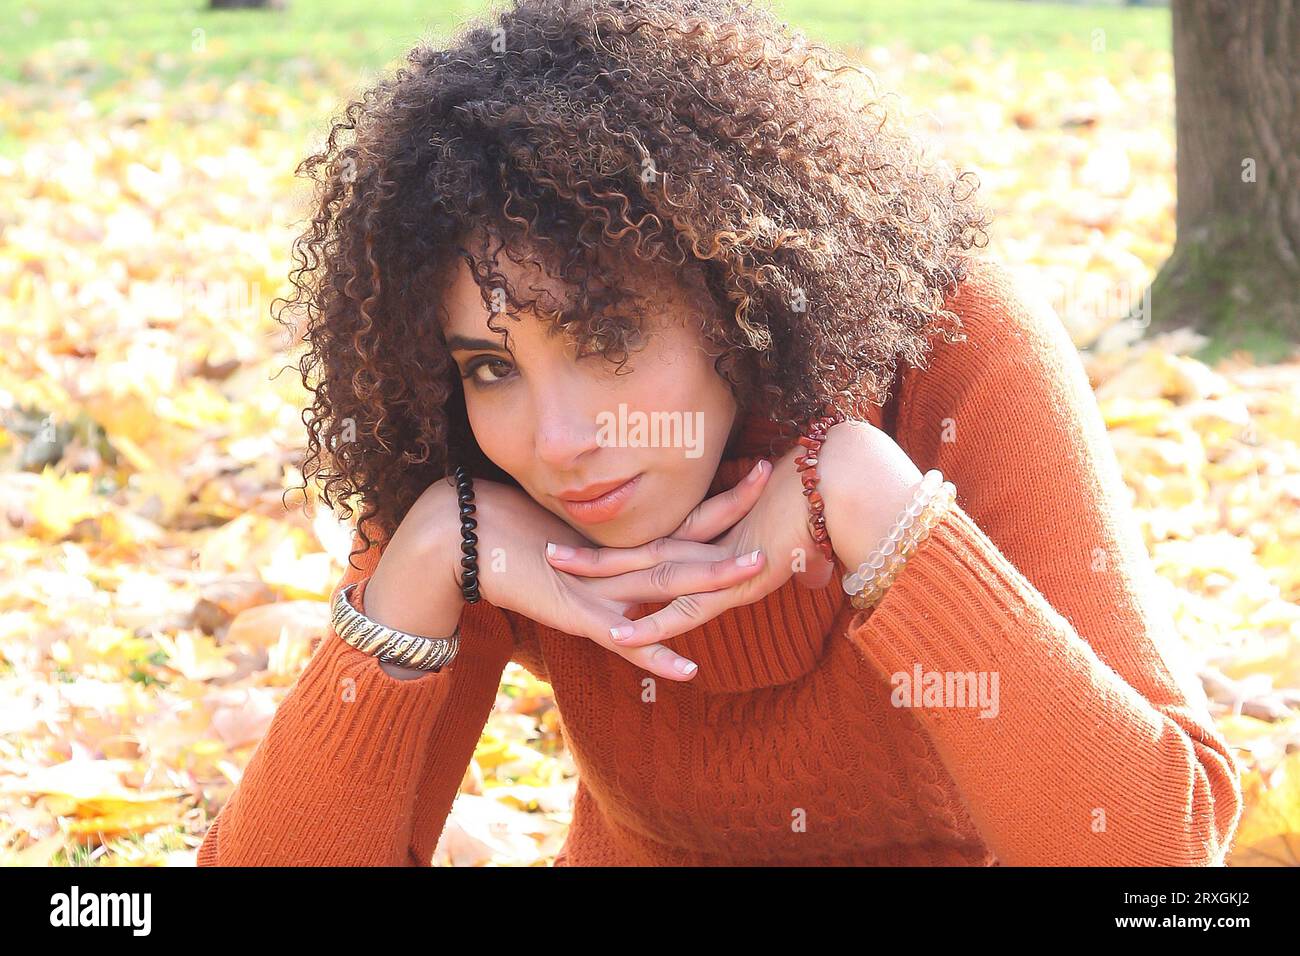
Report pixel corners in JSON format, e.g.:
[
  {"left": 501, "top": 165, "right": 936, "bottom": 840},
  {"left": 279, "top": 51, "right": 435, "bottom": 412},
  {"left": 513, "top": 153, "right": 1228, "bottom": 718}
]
[
  {"left": 553, "top": 548, "right": 764, "bottom": 606},
  {"left": 623, "top": 642, "right": 701, "bottom": 681},
  {"left": 670, "top": 457, "right": 771, "bottom": 543},
  {"left": 607, "top": 588, "right": 736, "bottom": 648},
  {"left": 617, "top": 548, "right": 765, "bottom": 603},
  {"left": 568, "top": 598, "right": 700, "bottom": 681},
  {"left": 544, "top": 535, "right": 726, "bottom": 577}
]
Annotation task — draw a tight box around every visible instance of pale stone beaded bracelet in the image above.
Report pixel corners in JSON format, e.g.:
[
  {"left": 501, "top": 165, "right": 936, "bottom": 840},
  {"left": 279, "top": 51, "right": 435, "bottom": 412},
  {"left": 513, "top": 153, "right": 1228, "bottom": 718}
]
[{"left": 842, "top": 469, "right": 957, "bottom": 611}]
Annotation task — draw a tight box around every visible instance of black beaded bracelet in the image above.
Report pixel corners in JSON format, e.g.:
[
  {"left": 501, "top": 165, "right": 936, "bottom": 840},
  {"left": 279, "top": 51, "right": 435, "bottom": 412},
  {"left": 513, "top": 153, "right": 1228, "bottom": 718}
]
[{"left": 453, "top": 464, "right": 480, "bottom": 604}]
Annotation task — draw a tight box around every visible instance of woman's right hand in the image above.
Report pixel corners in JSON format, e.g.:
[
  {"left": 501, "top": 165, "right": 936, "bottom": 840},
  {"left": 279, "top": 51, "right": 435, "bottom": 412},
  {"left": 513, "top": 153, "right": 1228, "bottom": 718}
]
[{"left": 367, "top": 469, "right": 771, "bottom": 682}]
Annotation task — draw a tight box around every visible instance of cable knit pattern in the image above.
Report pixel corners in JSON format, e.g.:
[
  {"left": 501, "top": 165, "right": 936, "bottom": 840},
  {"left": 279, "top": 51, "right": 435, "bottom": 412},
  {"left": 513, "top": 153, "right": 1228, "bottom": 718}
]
[{"left": 197, "top": 256, "right": 1243, "bottom": 867}]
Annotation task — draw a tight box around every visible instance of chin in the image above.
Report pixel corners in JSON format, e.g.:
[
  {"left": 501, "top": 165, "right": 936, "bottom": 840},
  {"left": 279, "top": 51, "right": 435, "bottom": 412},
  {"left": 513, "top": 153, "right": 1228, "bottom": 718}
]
[
  {"left": 579, "top": 517, "right": 657, "bottom": 549},
  {"left": 585, "top": 506, "right": 688, "bottom": 549}
]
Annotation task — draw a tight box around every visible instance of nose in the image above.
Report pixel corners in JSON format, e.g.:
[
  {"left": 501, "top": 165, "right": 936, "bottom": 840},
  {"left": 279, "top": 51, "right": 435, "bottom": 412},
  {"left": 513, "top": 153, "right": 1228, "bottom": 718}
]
[{"left": 532, "top": 389, "right": 603, "bottom": 471}]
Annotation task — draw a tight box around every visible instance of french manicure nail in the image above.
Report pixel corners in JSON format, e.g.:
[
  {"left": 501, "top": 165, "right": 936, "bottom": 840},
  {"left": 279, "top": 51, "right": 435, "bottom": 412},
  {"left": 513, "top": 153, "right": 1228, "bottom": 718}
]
[
  {"left": 547, "top": 542, "right": 575, "bottom": 559},
  {"left": 737, "top": 548, "right": 761, "bottom": 566},
  {"left": 610, "top": 624, "right": 634, "bottom": 642},
  {"left": 674, "top": 658, "right": 698, "bottom": 675}
]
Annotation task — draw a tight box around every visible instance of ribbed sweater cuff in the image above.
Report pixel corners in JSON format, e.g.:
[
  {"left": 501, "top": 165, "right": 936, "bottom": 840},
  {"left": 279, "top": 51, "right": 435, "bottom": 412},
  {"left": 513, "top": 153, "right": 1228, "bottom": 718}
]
[{"left": 215, "top": 578, "right": 514, "bottom": 865}]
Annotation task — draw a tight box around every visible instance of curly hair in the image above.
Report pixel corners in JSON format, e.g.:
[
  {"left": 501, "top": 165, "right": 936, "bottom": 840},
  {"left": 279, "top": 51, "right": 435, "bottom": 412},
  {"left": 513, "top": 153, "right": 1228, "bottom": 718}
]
[{"left": 276, "top": 0, "right": 992, "bottom": 563}]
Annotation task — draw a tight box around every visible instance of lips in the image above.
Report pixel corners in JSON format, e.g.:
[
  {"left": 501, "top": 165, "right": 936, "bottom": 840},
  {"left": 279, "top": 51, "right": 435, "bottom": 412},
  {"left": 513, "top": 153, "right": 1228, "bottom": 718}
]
[
  {"left": 556, "top": 473, "right": 643, "bottom": 524},
  {"left": 556, "top": 476, "right": 637, "bottom": 502}
]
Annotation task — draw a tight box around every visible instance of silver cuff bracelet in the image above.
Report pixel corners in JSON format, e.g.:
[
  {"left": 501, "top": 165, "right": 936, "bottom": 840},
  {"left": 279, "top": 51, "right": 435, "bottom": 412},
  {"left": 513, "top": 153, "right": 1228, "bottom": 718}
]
[{"left": 330, "top": 582, "right": 461, "bottom": 672}]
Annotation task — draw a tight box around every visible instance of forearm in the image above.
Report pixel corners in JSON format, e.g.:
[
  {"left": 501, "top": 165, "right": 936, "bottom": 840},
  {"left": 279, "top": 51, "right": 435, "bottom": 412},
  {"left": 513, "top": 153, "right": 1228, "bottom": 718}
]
[
  {"left": 198, "top": 587, "right": 483, "bottom": 866},
  {"left": 819, "top": 419, "right": 925, "bottom": 567},
  {"left": 198, "top": 487, "right": 502, "bottom": 865},
  {"left": 816, "top": 423, "right": 1241, "bottom": 865},
  {"left": 364, "top": 483, "right": 470, "bottom": 680},
  {"left": 840, "top": 502, "right": 1243, "bottom": 866},
  {"left": 367, "top": 564, "right": 463, "bottom": 681}
]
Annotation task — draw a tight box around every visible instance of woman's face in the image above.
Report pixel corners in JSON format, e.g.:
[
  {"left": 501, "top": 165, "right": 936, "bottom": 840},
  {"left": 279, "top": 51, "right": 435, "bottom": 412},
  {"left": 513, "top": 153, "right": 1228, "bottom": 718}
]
[{"left": 439, "top": 248, "right": 740, "bottom": 548}]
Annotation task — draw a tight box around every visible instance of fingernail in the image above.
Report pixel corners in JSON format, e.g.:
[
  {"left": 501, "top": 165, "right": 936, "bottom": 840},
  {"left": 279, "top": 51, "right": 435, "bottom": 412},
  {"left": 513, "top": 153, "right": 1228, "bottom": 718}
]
[
  {"left": 674, "top": 657, "right": 698, "bottom": 676},
  {"left": 610, "top": 624, "right": 634, "bottom": 643},
  {"left": 747, "top": 460, "right": 767, "bottom": 483},
  {"left": 736, "top": 548, "right": 761, "bottom": 566},
  {"left": 547, "top": 542, "right": 575, "bottom": 559}
]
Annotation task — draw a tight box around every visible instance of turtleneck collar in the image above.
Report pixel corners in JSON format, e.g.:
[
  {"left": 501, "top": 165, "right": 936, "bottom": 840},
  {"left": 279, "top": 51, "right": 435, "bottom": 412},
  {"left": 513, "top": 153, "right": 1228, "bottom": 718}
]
[
  {"left": 722, "top": 402, "right": 800, "bottom": 461},
  {"left": 709, "top": 394, "right": 886, "bottom": 496},
  {"left": 709, "top": 403, "right": 797, "bottom": 496}
]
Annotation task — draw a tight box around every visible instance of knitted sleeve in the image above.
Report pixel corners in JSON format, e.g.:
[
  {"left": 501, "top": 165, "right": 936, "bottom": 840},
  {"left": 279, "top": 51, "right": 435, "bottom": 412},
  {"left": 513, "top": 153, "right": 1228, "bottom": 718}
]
[
  {"left": 843, "top": 258, "right": 1245, "bottom": 866},
  {"left": 196, "top": 530, "right": 516, "bottom": 866}
]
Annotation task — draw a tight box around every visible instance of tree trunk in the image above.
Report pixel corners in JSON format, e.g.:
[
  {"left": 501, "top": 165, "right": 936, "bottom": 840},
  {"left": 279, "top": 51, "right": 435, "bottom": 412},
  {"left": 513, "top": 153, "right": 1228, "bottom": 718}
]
[
  {"left": 208, "top": 0, "right": 283, "bottom": 9},
  {"left": 1144, "top": 0, "right": 1300, "bottom": 363}
]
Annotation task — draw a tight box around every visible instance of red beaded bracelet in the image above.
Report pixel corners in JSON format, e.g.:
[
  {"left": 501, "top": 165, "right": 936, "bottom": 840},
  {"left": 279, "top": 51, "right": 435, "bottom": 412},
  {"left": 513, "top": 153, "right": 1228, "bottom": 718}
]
[{"left": 795, "top": 406, "right": 847, "bottom": 563}]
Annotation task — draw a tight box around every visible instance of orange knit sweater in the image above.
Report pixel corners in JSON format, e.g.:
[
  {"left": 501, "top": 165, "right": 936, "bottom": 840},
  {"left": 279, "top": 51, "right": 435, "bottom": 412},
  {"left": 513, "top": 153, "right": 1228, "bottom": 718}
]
[{"left": 196, "top": 257, "right": 1244, "bottom": 867}]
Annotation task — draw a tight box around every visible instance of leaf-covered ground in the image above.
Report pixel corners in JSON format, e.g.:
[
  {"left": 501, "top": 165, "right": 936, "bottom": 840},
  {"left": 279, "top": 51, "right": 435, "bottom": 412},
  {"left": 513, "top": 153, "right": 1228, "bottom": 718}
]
[{"left": 2, "top": 25, "right": 1297, "bottom": 867}]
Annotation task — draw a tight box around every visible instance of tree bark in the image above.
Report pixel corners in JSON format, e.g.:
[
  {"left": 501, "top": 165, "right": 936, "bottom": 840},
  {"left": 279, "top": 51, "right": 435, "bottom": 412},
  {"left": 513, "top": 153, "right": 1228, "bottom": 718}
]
[
  {"left": 1144, "top": 0, "right": 1300, "bottom": 363},
  {"left": 208, "top": 0, "right": 284, "bottom": 9}
]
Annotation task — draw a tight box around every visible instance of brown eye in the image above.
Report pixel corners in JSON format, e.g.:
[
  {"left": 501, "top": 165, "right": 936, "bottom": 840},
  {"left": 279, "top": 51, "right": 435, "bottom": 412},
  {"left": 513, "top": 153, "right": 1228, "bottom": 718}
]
[{"left": 463, "top": 356, "right": 515, "bottom": 387}]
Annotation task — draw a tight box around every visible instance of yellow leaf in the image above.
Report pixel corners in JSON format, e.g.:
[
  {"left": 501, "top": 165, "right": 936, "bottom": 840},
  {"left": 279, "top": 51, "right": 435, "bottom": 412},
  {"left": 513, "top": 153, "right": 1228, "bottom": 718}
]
[
  {"left": 1228, "top": 752, "right": 1300, "bottom": 865},
  {"left": 31, "top": 468, "right": 103, "bottom": 539},
  {"left": 153, "top": 630, "right": 238, "bottom": 682}
]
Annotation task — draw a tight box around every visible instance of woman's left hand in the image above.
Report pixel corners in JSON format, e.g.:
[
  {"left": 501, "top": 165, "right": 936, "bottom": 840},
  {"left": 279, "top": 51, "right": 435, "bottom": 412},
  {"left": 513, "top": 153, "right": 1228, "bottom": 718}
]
[{"left": 543, "top": 419, "right": 923, "bottom": 646}]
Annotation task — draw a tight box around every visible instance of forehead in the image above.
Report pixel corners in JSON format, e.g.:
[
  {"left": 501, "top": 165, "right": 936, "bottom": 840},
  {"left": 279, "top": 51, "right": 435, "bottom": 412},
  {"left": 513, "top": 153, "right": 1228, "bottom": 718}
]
[
  {"left": 437, "top": 241, "right": 706, "bottom": 336},
  {"left": 439, "top": 247, "right": 569, "bottom": 327}
]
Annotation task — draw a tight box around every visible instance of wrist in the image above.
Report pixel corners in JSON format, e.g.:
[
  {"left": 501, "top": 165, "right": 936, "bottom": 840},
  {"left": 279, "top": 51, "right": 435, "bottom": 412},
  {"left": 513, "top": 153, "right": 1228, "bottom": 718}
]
[
  {"left": 377, "top": 659, "right": 432, "bottom": 681},
  {"left": 414, "top": 476, "right": 478, "bottom": 604},
  {"left": 363, "top": 490, "right": 467, "bottom": 640},
  {"left": 335, "top": 578, "right": 457, "bottom": 680},
  {"left": 818, "top": 420, "right": 924, "bottom": 570}
]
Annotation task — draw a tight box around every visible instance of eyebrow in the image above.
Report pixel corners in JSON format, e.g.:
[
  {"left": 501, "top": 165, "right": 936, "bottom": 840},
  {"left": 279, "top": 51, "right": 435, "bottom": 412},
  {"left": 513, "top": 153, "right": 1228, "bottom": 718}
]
[
  {"left": 444, "top": 315, "right": 577, "bottom": 354},
  {"left": 445, "top": 334, "right": 510, "bottom": 353},
  {"left": 446, "top": 295, "right": 646, "bottom": 354}
]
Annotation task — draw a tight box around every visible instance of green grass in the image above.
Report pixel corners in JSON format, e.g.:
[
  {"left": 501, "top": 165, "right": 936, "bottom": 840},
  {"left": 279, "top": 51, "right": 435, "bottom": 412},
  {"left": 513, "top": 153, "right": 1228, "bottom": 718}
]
[
  {"left": 1, "top": 0, "right": 484, "bottom": 91},
  {"left": 1, "top": 0, "right": 1168, "bottom": 94},
  {"left": 1192, "top": 328, "right": 1300, "bottom": 367}
]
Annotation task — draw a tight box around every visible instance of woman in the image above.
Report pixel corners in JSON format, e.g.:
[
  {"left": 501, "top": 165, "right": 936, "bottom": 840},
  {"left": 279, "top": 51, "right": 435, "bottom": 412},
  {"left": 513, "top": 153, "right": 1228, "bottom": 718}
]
[{"left": 198, "top": 0, "right": 1242, "bottom": 866}]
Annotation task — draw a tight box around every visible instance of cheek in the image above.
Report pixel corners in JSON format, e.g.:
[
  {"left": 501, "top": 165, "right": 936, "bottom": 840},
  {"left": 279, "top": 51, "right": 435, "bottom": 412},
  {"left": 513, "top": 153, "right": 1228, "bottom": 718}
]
[
  {"left": 631, "top": 341, "right": 737, "bottom": 460},
  {"left": 466, "top": 397, "right": 525, "bottom": 472},
  {"left": 676, "top": 356, "right": 737, "bottom": 451}
]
